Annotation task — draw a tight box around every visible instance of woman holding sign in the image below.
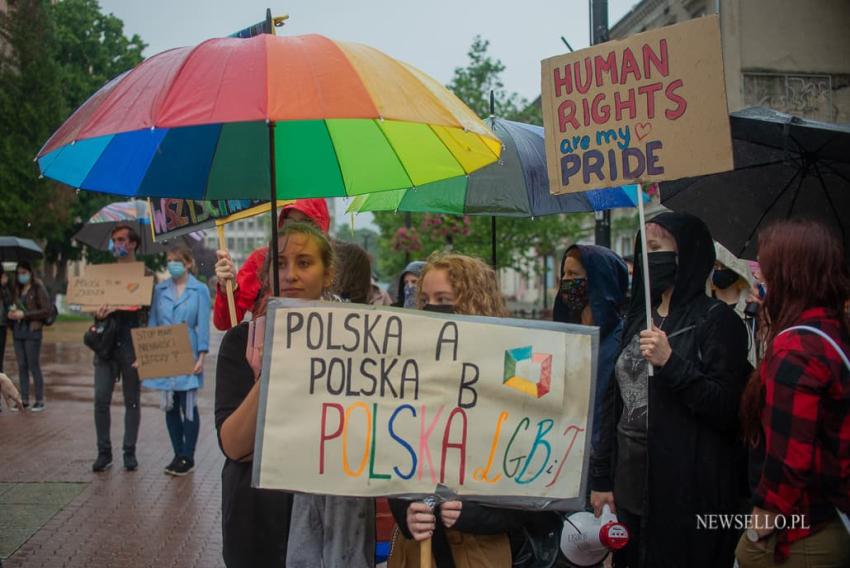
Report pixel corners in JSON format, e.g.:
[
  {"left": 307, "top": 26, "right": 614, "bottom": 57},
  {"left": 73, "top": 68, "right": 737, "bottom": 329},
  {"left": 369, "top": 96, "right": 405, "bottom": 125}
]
[
  {"left": 144, "top": 245, "right": 211, "bottom": 476},
  {"left": 388, "top": 253, "right": 562, "bottom": 568},
  {"left": 215, "top": 222, "right": 374, "bottom": 568},
  {"left": 589, "top": 212, "right": 751, "bottom": 568}
]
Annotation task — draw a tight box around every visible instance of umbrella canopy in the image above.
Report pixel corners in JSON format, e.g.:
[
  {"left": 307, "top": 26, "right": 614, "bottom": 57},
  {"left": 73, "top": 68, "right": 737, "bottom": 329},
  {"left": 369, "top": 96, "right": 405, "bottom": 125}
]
[
  {"left": 74, "top": 200, "right": 203, "bottom": 256},
  {"left": 36, "top": 34, "right": 501, "bottom": 200},
  {"left": 0, "top": 237, "right": 44, "bottom": 263},
  {"left": 660, "top": 106, "right": 850, "bottom": 260},
  {"left": 346, "top": 118, "right": 639, "bottom": 216}
]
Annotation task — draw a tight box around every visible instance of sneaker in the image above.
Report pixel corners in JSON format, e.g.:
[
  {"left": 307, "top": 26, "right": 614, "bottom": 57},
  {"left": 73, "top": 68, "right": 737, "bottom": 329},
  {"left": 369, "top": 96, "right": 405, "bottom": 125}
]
[
  {"left": 31, "top": 402, "right": 45, "bottom": 412},
  {"left": 9, "top": 404, "right": 19, "bottom": 412},
  {"left": 163, "top": 456, "right": 180, "bottom": 475},
  {"left": 123, "top": 452, "right": 138, "bottom": 472},
  {"left": 92, "top": 454, "right": 113, "bottom": 472},
  {"left": 168, "top": 457, "right": 194, "bottom": 477}
]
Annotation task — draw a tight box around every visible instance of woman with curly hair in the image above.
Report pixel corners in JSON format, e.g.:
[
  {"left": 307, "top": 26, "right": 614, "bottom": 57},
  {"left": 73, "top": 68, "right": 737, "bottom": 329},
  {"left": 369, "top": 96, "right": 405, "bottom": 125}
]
[{"left": 387, "top": 252, "right": 560, "bottom": 568}]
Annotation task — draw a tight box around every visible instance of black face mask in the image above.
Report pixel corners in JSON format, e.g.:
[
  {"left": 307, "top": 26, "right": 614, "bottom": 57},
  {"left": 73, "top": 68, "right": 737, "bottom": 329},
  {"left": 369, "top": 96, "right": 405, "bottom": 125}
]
[
  {"left": 422, "top": 304, "right": 454, "bottom": 314},
  {"left": 647, "top": 251, "right": 677, "bottom": 303},
  {"left": 712, "top": 268, "right": 739, "bottom": 290}
]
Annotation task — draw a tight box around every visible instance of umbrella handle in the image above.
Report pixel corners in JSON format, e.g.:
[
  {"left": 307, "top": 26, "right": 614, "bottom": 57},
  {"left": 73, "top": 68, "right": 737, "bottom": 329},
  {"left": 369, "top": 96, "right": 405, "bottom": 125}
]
[{"left": 217, "top": 224, "right": 239, "bottom": 327}]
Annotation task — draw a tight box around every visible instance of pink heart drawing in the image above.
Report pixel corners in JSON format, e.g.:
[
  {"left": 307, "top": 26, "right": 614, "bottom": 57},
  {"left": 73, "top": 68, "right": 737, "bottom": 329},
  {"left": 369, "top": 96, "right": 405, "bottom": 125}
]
[{"left": 635, "top": 122, "right": 652, "bottom": 141}]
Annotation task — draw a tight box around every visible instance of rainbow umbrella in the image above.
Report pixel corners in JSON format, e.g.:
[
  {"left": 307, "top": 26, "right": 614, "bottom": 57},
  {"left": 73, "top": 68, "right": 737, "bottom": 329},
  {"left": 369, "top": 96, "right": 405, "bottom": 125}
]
[
  {"left": 74, "top": 200, "right": 204, "bottom": 256},
  {"left": 36, "top": 34, "right": 501, "bottom": 201}
]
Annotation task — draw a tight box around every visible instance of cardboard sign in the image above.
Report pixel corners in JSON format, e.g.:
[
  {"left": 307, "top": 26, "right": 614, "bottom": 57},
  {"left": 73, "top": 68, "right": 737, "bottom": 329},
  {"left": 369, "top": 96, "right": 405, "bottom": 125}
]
[
  {"left": 254, "top": 301, "right": 599, "bottom": 510},
  {"left": 131, "top": 324, "right": 196, "bottom": 379},
  {"left": 149, "top": 198, "right": 271, "bottom": 240},
  {"left": 66, "top": 262, "right": 153, "bottom": 308},
  {"left": 541, "top": 15, "right": 733, "bottom": 194}
]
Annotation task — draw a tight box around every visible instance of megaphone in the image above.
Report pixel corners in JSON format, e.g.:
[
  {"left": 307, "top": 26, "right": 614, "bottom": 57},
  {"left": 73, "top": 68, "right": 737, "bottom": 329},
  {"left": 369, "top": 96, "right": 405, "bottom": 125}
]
[{"left": 560, "top": 504, "right": 629, "bottom": 567}]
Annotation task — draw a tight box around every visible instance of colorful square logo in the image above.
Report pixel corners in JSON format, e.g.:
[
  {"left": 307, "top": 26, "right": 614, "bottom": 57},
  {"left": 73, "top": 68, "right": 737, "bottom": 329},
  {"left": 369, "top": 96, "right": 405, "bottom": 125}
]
[{"left": 503, "top": 346, "right": 553, "bottom": 399}]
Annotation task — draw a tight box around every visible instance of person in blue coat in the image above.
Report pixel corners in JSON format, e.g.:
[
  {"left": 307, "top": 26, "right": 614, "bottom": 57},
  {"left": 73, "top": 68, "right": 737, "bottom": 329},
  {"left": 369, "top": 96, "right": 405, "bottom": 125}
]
[
  {"left": 144, "top": 245, "right": 211, "bottom": 476},
  {"left": 553, "top": 244, "right": 628, "bottom": 453}
]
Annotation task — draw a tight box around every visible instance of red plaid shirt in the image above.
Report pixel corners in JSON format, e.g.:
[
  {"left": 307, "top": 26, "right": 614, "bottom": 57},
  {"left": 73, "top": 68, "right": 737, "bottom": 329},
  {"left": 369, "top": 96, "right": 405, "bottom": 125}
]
[{"left": 753, "top": 307, "right": 850, "bottom": 558}]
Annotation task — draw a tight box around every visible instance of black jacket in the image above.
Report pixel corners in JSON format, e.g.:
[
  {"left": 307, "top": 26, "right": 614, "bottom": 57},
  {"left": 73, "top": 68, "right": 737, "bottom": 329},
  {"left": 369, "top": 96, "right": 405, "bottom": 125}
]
[{"left": 589, "top": 212, "right": 751, "bottom": 568}]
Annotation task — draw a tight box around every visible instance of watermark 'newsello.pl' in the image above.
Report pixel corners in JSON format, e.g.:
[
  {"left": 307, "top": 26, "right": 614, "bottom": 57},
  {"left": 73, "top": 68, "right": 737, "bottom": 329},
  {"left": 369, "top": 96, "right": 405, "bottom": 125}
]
[{"left": 696, "top": 514, "right": 810, "bottom": 531}]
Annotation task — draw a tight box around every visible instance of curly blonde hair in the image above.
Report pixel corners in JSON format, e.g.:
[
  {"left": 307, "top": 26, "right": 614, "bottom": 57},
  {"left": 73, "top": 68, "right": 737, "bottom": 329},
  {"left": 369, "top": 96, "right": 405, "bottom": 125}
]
[{"left": 418, "top": 252, "right": 507, "bottom": 317}]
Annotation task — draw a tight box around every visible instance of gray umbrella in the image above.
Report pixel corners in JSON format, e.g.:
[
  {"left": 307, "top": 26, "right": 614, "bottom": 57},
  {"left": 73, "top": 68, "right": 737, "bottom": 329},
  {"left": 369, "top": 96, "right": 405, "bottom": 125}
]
[
  {"left": 0, "top": 237, "right": 44, "bottom": 262},
  {"left": 660, "top": 106, "right": 850, "bottom": 260}
]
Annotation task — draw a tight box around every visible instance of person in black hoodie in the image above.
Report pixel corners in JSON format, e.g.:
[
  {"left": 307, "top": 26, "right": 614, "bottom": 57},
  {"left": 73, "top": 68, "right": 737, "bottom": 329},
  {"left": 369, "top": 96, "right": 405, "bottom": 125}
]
[
  {"left": 553, "top": 244, "right": 628, "bottom": 452},
  {"left": 589, "top": 212, "right": 751, "bottom": 568}
]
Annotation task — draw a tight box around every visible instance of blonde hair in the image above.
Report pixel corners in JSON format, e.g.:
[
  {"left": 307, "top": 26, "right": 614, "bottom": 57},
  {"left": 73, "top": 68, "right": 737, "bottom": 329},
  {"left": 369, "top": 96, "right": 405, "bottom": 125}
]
[{"left": 418, "top": 252, "right": 507, "bottom": 317}]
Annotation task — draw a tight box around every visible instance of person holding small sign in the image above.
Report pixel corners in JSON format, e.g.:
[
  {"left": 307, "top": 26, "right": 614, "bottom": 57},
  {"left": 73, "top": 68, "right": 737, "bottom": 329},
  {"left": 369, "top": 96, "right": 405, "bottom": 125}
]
[
  {"left": 143, "top": 245, "right": 210, "bottom": 477},
  {"left": 589, "top": 213, "right": 751, "bottom": 568},
  {"left": 388, "top": 253, "right": 561, "bottom": 568},
  {"left": 91, "top": 224, "right": 152, "bottom": 473},
  {"left": 216, "top": 222, "right": 374, "bottom": 568}
]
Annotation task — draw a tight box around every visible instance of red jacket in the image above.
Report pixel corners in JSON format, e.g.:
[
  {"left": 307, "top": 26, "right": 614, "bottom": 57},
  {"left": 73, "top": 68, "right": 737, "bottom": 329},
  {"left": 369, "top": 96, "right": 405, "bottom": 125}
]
[{"left": 213, "top": 199, "right": 330, "bottom": 330}]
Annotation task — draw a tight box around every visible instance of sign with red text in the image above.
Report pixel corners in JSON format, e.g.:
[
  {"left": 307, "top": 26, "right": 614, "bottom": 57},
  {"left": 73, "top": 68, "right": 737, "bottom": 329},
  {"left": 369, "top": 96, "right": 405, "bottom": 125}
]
[
  {"left": 541, "top": 15, "right": 732, "bottom": 194},
  {"left": 253, "top": 301, "right": 598, "bottom": 509}
]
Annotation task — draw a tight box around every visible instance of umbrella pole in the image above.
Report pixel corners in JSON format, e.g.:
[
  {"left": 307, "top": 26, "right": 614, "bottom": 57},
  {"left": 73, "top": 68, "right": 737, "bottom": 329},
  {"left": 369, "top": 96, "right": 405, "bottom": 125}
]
[
  {"left": 420, "top": 537, "right": 432, "bottom": 568},
  {"left": 268, "top": 121, "right": 280, "bottom": 297},
  {"left": 216, "top": 223, "right": 239, "bottom": 327},
  {"left": 636, "top": 184, "right": 654, "bottom": 377},
  {"left": 490, "top": 216, "right": 497, "bottom": 268}
]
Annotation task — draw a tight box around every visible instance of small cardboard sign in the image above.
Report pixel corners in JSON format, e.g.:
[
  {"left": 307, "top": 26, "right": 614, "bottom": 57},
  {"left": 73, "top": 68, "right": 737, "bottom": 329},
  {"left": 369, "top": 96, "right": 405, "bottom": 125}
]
[
  {"left": 131, "top": 324, "right": 196, "bottom": 380},
  {"left": 541, "top": 15, "right": 733, "bottom": 194},
  {"left": 66, "top": 262, "right": 153, "bottom": 309}
]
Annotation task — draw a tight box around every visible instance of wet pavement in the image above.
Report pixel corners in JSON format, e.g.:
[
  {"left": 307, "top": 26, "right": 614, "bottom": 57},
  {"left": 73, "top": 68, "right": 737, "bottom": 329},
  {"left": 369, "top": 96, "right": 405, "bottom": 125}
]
[{"left": 0, "top": 320, "right": 226, "bottom": 567}]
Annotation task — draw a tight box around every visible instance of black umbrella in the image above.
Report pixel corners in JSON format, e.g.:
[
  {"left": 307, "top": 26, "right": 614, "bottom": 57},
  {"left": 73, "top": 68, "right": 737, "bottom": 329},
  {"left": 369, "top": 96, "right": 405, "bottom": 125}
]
[
  {"left": 660, "top": 106, "right": 850, "bottom": 260},
  {"left": 0, "top": 237, "right": 44, "bottom": 262}
]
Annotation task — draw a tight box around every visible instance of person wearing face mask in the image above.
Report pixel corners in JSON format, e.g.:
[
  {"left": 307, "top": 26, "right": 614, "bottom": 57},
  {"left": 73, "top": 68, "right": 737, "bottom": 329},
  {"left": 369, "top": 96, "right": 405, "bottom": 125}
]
[
  {"left": 589, "top": 212, "right": 751, "bottom": 568},
  {"left": 387, "top": 253, "right": 561, "bottom": 568},
  {"left": 709, "top": 243, "right": 756, "bottom": 366},
  {"left": 91, "top": 224, "right": 154, "bottom": 473},
  {"left": 142, "top": 245, "right": 210, "bottom": 476},
  {"left": 7, "top": 261, "right": 51, "bottom": 412},
  {"left": 392, "top": 260, "right": 426, "bottom": 308},
  {"left": 553, "top": 245, "right": 628, "bottom": 453}
]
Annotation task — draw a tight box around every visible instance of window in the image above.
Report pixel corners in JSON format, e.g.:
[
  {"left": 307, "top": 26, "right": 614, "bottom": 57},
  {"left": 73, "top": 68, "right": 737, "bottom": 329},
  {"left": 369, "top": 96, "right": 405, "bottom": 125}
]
[{"left": 227, "top": 237, "right": 235, "bottom": 250}]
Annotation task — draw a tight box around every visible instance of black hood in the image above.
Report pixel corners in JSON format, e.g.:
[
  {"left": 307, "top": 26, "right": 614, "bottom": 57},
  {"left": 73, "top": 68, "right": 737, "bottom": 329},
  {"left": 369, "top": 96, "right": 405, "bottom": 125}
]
[
  {"left": 553, "top": 244, "right": 628, "bottom": 339},
  {"left": 624, "top": 211, "right": 716, "bottom": 339}
]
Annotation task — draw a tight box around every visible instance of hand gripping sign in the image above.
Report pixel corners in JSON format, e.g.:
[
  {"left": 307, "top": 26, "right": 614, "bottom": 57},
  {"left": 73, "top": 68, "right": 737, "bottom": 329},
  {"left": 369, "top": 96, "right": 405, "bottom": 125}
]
[{"left": 253, "top": 300, "right": 599, "bottom": 511}]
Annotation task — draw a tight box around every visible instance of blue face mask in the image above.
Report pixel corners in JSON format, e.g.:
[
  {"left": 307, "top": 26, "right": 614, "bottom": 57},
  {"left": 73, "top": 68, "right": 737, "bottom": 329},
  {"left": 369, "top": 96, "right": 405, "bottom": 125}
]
[
  {"left": 109, "top": 239, "right": 129, "bottom": 258},
  {"left": 17, "top": 273, "right": 30, "bottom": 285},
  {"left": 167, "top": 261, "right": 186, "bottom": 279}
]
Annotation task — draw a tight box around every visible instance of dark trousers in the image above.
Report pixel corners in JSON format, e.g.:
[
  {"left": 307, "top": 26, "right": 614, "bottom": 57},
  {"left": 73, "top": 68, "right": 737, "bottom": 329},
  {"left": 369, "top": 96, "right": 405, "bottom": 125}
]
[
  {"left": 93, "top": 340, "right": 141, "bottom": 455},
  {"left": 14, "top": 334, "right": 44, "bottom": 403},
  {"left": 614, "top": 508, "right": 642, "bottom": 568},
  {"left": 166, "top": 391, "right": 199, "bottom": 459}
]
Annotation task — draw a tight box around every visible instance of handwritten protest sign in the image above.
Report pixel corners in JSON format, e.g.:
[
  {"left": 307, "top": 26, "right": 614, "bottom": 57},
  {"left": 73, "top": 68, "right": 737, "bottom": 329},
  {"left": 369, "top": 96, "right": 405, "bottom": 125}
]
[
  {"left": 149, "top": 198, "right": 271, "bottom": 240},
  {"left": 66, "top": 262, "right": 153, "bottom": 309},
  {"left": 131, "top": 324, "right": 196, "bottom": 379},
  {"left": 541, "top": 15, "right": 732, "bottom": 194},
  {"left": 254, "top": 301, "right": 598, "bottom": 510}
]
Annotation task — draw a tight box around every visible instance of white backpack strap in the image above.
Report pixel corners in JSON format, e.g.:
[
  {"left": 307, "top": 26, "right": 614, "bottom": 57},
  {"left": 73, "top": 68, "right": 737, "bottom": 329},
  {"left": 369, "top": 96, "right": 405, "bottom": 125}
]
[{"left": 778, "top": 325, "right": 850, "bottom": 372}]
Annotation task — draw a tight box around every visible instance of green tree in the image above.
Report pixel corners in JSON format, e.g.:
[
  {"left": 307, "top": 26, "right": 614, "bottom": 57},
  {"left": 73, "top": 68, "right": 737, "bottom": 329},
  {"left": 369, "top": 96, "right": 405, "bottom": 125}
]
[
  {"left": 333, "top": 223, "right": 382, "bottom": 277},
  {"left": 373, "top": 36, "right": 588, "bottom": 282},
  {"left": 0, "top": 0, "right": 146, "bottom": 295}
]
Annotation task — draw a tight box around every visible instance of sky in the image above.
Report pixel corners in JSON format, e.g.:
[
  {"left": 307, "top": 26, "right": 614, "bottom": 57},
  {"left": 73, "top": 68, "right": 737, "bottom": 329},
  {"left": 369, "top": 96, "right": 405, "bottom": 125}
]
[{"left": 97, "top": 0, "right": 640, "bottom": 229}]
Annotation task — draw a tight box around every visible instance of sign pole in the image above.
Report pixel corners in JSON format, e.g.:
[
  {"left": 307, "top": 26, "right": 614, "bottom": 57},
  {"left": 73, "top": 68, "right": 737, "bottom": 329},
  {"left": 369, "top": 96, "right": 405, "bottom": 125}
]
[
  {"left": 420, "top": 538, "right": 431, "bottom": 568},
  {"left": 636, "top": 183, "right": 654, "bottom": 377},
  {"left": 216, "top": 223, "right": 239, "bottom": 327}
]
